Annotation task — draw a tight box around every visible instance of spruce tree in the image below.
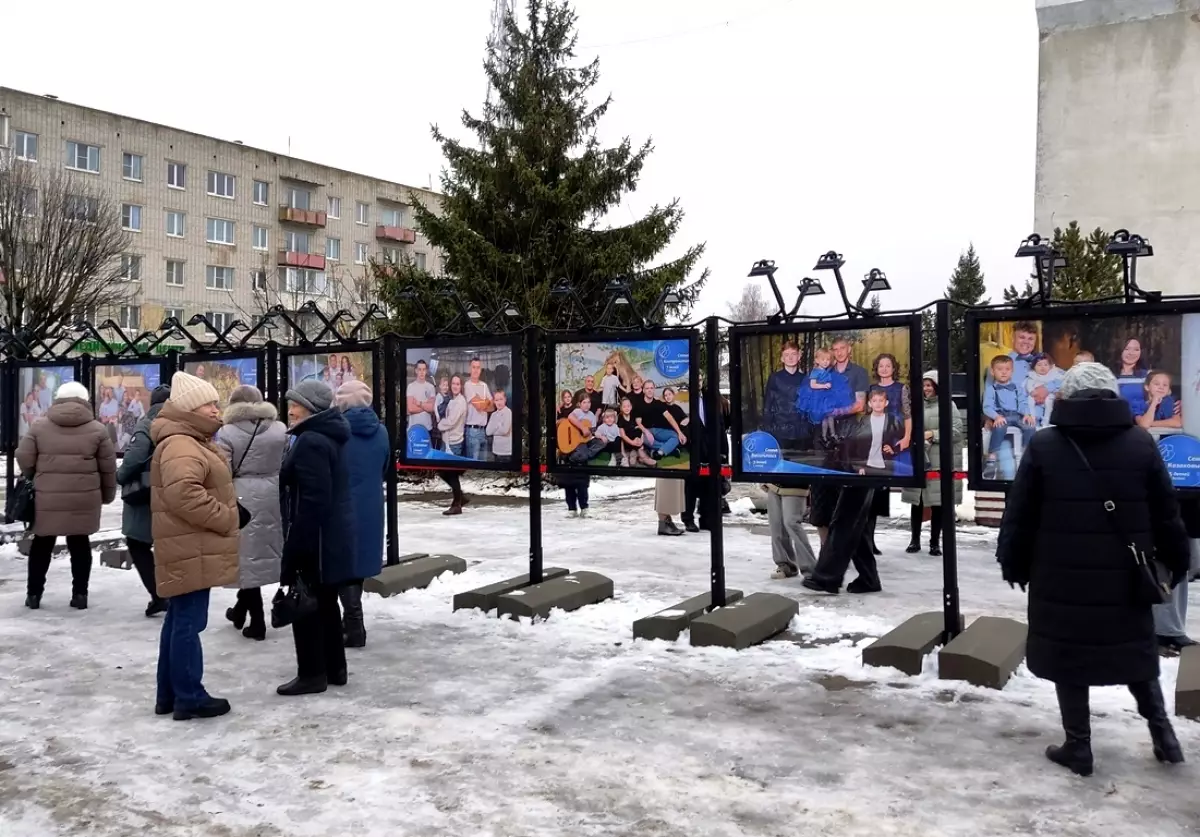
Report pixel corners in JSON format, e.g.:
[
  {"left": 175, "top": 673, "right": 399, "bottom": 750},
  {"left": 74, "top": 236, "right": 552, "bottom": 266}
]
[
  {"left": 1001, "top": 223, "right": 1121, "bottom": 304},
  {"left": 388, "top": 0, "right": 707, "bottom": 332},
  {"left": 944, "top": 243, "right": 988, "bottom": 369}
]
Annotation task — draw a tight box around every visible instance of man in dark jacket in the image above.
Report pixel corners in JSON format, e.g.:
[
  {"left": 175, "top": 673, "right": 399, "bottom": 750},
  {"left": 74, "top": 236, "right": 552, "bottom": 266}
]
[
  {"left": 116, "top": 384, "right": 171, "bottom": 617},
  {"left": 278, "top": 380, "right": 357, "bottom": 696},
  {"left": 997, "top": 363, "right": 1190, "bottom": 776}
]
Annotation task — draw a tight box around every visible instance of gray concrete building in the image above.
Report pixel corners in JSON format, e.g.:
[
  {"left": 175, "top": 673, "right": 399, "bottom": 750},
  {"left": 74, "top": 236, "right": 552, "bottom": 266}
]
[
  {"left": 1034, "top": 0, "right": 1200, "bottom": 296},
  {"left": 0, "top": 87, "right": 442, "bottom": 336}
]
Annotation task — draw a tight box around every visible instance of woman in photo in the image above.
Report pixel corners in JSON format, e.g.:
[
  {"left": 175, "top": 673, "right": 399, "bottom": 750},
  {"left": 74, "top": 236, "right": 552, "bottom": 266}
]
[
  {"left": 20, "top": 390, "right": 43, "bottom": 437},
  {"left": 1112, "top": 337, "right": 1150, "bottom": 410},
  {"left": 340, "top": 355, "right": 356, "bottom": 382},
  {"left": 438, "top": 376, "right": 468, "bottom": 456},
  {"left": 98, "top": 386, "right": 120, "bottom": 444},
  {"left": 872, "top": 353, "right": 911, "bottom": 451}
]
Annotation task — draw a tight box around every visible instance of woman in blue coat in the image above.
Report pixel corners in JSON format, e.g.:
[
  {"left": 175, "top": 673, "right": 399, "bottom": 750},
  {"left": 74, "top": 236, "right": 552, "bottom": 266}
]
[{"left": 335, "top": 380, "right": 392, "bottom": 648}]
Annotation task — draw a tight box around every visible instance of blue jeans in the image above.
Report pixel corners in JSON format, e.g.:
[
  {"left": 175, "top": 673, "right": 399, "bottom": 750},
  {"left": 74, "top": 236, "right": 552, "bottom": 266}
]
[
  {"left": 464, "top": 425, "right": 488, "bottom": 460},
  {"left": 446, "top": 439, "right": 464, "bottom": 457},
  {"left": 565, "top": 484, "right": 589, "bottom": 511},
  {"left": 987, "top": 413, "right": 1035, "bottom": 454},
  {"left": 157, "top": 589, "right": 211, "bottom": 710},
  {"left": 648, "top": 427, "right": 680, "bottom": 457}
]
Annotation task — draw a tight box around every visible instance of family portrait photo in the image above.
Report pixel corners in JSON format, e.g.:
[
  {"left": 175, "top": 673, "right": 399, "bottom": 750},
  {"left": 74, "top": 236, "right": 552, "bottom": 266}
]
[
  {"left": 402, "top": 343, "right": 517, "bottom": 467},
  {"left": 17, "top": 365, "right": 76, "bottom": 441},
  {"left": 552, "top": 337, "right": 694, "bottom": 472},
  {"left": 734, "top": 323, "right": 918, "bottom": 480},
  {"left": 975, "top": 311, "right": 1200, "bottom": 487},
  {"left": 183, "top": 357, "right": 258, "bottom": 410},
  {"left": 287, "top": 350, "right": 373, "bottom": 393},
  {"left": 92, "top": 363, "right": 163, "bottom": 455}
]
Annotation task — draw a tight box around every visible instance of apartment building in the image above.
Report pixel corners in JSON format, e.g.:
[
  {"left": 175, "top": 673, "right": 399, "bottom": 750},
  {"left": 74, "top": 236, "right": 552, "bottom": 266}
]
[{"left": 0, "top": 86, "right": 442, "bottom": 337}]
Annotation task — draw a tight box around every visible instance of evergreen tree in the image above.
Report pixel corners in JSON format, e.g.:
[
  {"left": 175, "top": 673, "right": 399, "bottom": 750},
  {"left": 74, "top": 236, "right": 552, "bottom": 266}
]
[
  {"left": 944, "top": 243, "right": 988, "bottom": 369},
  {"left": 387, "top": 0, "right": 707, "bottom": 332},
  {"left": 1001, "top": 223, "right": 1121, "bottom": 304},
  {"left": 920, "top": 308, "right": 937, "bottom": 373},
  {"left": 868, "top": 293, "right": 882, "bottom": 313}
]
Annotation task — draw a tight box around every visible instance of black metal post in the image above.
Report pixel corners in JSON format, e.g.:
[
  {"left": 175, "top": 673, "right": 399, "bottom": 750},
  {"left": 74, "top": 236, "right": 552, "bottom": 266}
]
[
  {"left": 3, "top": 359, "right": 14, "bottom": 499},
  {"left": 1121, "top": 256, "right": 1134, "bottom": 305},
  {"left": 935, "top": 300, "right": 962, "bottom": 642},
  {"left": 704, "top": 317, "right": 727, "bottom": 608},
  {"left": 382, "top": 333, "right": 400, "bottom": 566},
  {"left": 526, "top": 328, "right": 544, "bottom": 583},
  {"left": 265, "top": 341, "right": 280, "bottom": 411}
]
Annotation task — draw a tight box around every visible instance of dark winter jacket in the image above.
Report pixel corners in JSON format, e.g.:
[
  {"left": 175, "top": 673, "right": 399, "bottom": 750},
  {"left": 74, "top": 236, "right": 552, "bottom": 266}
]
[
  {"left": 342, "top": 406, "right": 391, "bottom": 581},
  {"left": 842, "top": 412, "right": 905, "bottom": 473},
  {"left": 762, "top": 368, "right": 805, "bottom": 442},
  {"left": 1179, "top": 496, "right": 1200, "bottom": 540},
  {"left": 280, "top": 408, "right": 357, "bottom": 587},
  {"left": 996, "top": 390, "right": 1190, "bottom": 687},
  {"left": 116, "top": 388, "right": 170, "bottom": 544}
]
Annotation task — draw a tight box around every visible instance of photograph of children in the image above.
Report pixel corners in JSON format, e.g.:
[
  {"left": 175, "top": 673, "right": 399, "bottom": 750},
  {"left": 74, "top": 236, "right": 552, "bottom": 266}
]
[
  {"left": 17, "top": 366, "right": 76, "bottom": 441},
  {"left": 975, "top": 312, "right": 1200, "bottom": 486},
  {"left": 287, "top": 350, "right": 373, "bottom": 393},
  {"left": 552, "top": 337, "right": 693, "bottom": 471},
  {"left": 735, "top": 324, "right": 917, "bottom": 479},
  {"left": 401, "top": 344, "right": 516, "bottom": 466},
  {"left": 183, "top": 357, "right": 258, "bottom": 410},
  {"left": 92, "top": 363, "right": 163, "bottom": 454}
]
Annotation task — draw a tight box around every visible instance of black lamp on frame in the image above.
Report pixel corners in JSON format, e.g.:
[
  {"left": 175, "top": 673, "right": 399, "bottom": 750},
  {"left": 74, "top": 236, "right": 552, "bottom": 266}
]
[
  {"left": 1106, "top": 229, "right": 1159, "bottom": 303},
  {"left": 856, "top": 268, "right": 891, "bottom": 313}
]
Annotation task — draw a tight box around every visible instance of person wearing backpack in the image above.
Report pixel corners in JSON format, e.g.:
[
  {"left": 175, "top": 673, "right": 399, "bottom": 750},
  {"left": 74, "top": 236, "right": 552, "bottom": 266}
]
[{"left": 116, "top": 385, "right": 171, "bottom": 617}]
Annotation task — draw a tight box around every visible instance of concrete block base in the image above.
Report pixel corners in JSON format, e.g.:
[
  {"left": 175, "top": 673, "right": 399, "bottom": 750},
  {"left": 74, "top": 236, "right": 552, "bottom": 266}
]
[
  {"left": 453, "top": 568, "right": 571, "bottom": 612},
  {"left": 364, "top": 554, "right": 466, "bottom": 598},
  {"left": 689, "top": 592, "right": 799, "bottom": 650},
  {"left": 863, "top": 612, "right": 966, "bottom": 676},
  {"left": 1176, "top": 645, "right": 1200, "bottom": 721},
  {"left": 938, "top": 616, "right": 1027, "bottom": 689},
  {"left": 495, "top": 571, "right": 614, "bottom": 620},
  {"left": 632, "top": 590, "right": 745, "bottom": 642},
  {"left": 100, "top": 549, "right": 132, "bottom": 570}
]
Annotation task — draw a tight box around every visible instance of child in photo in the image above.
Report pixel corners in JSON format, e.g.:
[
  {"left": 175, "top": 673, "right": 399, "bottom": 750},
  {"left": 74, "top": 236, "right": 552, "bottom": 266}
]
[
  {"left": 1025, "top": 353, "right": 1065, "bottom": 427},
  {"left": 601, "top": 363, "right": 622, "bottom": 411},
  {"left": 1135, "top": 370, "right": 1184, "bottom": 431},
  {"left": 795, "top": 347, "right": 853, "bottom": 446},
  {"left": 848, "top": 386, "right": 905, "bottom": 475},
  {"left": 557, "top": 389, "right": 575, "bottom": 420},
  {"left": 486, "top": 390, "right": 513, "bottom": 460},
  {"left": 983, "top": 355, "right": 1036, "bottom": 475},
  {"left": 618, "top": 396, "right": 654, "bottom": 466},
  {"left": 1073, "top": 350, "right": 1094, "bottom": 366},
  {"left": 593, "top": 408, "right": 624, "bottom": 465}
]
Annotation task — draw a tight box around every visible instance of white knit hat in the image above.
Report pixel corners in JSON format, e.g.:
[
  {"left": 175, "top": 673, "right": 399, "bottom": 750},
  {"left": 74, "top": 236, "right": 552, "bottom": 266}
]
[
  {"left": 55, "top": 381, "right": 90, "bottom": 402},
  {"left": 1058, "top": 361, "right": 1120, "bottom": 400},
  {"left": 168, "top": 371, "right": 220, "bottom": 412}
]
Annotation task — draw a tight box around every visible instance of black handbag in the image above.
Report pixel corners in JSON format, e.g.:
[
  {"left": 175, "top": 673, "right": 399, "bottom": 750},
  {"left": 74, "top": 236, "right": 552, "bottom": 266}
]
[
  {"left": 5, "top": 476, "right": 35, "bottom": 525},
  {"left": 270, "top": 576, "right": 319, "bottom": 628},
  {"left": 1061, "top": 433, "right": 1172, "bottom": 606}
]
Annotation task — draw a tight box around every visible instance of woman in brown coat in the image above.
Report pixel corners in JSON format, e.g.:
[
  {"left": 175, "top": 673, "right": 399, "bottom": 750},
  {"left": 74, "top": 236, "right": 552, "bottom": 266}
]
[
  {"left": 150, "top": 372, "right": 240, "bottom": 721},
  {"left": 16, "top": 380, "right": 116, "bottom": 610}
]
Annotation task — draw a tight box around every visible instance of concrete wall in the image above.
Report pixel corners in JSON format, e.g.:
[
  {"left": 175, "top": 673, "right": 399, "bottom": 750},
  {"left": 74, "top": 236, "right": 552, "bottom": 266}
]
[{"left": 1034, "top": 0, "right": 1200, "bottom": 296}]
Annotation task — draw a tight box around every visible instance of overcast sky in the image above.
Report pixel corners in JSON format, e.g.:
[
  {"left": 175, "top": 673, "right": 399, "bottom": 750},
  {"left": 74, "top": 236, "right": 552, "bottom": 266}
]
[{"left": 2, "top": 0, "right": 1038, "bottom": 319}]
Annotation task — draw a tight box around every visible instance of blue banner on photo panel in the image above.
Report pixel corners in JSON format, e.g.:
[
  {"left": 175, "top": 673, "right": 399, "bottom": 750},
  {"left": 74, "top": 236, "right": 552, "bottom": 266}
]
[{"left": 1158, "top": 434, "right": 1200, "bottom": 488}]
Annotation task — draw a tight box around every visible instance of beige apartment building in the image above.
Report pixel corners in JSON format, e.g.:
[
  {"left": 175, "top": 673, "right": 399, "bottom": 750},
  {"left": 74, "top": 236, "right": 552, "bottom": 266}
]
[{"left": 0, "top": 86, "right": 442, "bottom": 339}]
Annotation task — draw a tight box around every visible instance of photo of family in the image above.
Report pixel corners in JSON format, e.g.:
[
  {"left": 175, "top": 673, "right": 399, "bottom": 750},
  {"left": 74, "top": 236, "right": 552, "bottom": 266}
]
[
  {"left": 551, "top": 337, "right": 694, "bottom": 472},
  {"left": 17, "top": 365, "right": 76, "bottom": 441},
  {"left": 92, "top": 363, "right": 163, "bottom": 455},
  {"left": 401, "top": 343, "right": 517, "bottom": 467},
  {"left": 287, "top": 350, "right": 373, "bottom": 393},
  {"left": 974, "top": 311, "right": 1200, "bottom": 487},
  {"left": 183, "top": 357, "right": 258, "bottom": 410},
  {"left": 734, "top": 323, "right": 919, "bottom": 481}
]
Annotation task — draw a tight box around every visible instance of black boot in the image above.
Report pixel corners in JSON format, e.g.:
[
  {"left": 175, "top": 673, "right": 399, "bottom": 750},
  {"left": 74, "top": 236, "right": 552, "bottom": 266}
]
[
  {"left": 241, "top": 589, "right": 266, "bottom": 641},
  {"left": 1047, "top": 684, "right": 1094, "bottom": 776},
  {"left": 173, "top": 696, "right": 231, "bottom": 721},
  {"left": 226, "top": 592, "right": 247, "bottom": 630},
  {"left": 25, "top": 595, "right": 41, "bottom": 610},
  {"left": 1130, "top": 680, "right": 1185, "bottom": 764},
  {"left": 905, "top": 538, "right": 920, "bottom": 554},
  {"left": 680, "top": 514, "right": 700, "bottom": 534},
  {"left": 145, "top": 598, "right": 167, "bottom": 617},
  {"left": 340, "top": 583, "right": 366, "bottom": 649},
  {"left": 69, "top": 593, "right": 88, "bottom": 610},
  {"left": 928, "top": 536, "right": 942, "bottom": 557},
  {"left": 277, "top": 676, "right": 328, "bottom": 696}
]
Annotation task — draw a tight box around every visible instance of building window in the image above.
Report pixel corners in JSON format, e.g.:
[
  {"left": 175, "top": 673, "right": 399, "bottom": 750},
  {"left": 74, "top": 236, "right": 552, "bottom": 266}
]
[
  {"left": 325, "top": 238, "right": 341, "bottom": 261},
  {"left": 65, "top": 141, "right": 100, "bottom": 173},
  {"left": 166, "top": 260, "right": 185, "bottom": 286},
  {"left": 120, "top": 255, "right": 143, "bottom": 281},
  {"left": 207, "top": 170, "right": 236, "bottom": 199},
  {"left": 205, "top": 217, "right": 235, "bottom": 245},
  {"left": 205, "top": 265, "right": 233, "bottom": 290},
  {"left": 383, "top": 247, "right": 401, "bottom": 265},
  {"left": 415, "top": 252, "right": 427, "bottom": 271},
  {"left": 287, "top": 188, "right": 312, "bottom": 210},
  {"left": 66, "top": 195, "right": 99, "bottom": 223},
  {"left": 167, "top": 162, "right": 186, "bottom": 189},
  {"left": 285, "top": 268, "right": 327, "bottom": 295},
  {"left": 252, "top": 269, "right": 268, "bottom": 291},
  {"left": 164, "top": 307, "right": 185, "bottom": 323},
  {"left": 327, "top": 196, "right": 341, "bottom": 219},
  {"left": 253, "top": 225, "right": 269, "bottom": 250},
  {"left": 122, "top": 153, "right": 143, "bottom": 182},
  {"left": 381, "top": 207, "right": 404, "bottom": 227},
  {"left": 205, "top": 311, "right": 231, "bottom": 333},
  {"left": 355, "top": 201, "right": 369, "bottom": 225},
  {"left": 14, "top": 131, "right": 38, "bottom": 162},
  {"left": 355, "top": 242, "right": 369, "bottom": 264},
  {"left": 121, "top": 204, "right": 142, "bottom": 232},
  {"left": 118, "top": 305, "right": 141, "bottom": 330},
  {"left": 284, "top": 231, "right": 310, "bottom": 254},
  {"left": 253, "top": 180, "right": 269, "bottom": 206},
  {"left": 19, "top": 188, "right": 37, "bottom": 216},
  {"left": 166, "top": 211, "right": 185, "bottom": 238}
]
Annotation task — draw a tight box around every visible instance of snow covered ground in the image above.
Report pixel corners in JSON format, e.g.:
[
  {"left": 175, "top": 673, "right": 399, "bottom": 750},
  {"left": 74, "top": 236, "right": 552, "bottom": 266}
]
[{"left": 2, "top": 482, "right": 1199, "bottom": 836}]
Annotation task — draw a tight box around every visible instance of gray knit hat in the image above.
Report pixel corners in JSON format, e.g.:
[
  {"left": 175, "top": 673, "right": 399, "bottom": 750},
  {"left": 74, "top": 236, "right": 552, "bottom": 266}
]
[
  {"left": 285, "top": 379, "right": 334, "bottom": 414},
  {"left": 1058, "top": 361, "right": 1120, "bottom": 400},
  {"left": 229, "top": 384, "right": 264, "bottom": 405}
]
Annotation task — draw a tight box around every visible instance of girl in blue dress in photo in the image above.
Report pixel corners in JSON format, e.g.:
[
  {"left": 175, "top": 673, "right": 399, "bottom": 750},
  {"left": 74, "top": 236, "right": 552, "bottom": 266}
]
[
  {"left": 796, "top": 347, "right": 854, "bottom": 446},
  {"left": 1134, "top": 370, "right": 1184, "bottom": 431}
]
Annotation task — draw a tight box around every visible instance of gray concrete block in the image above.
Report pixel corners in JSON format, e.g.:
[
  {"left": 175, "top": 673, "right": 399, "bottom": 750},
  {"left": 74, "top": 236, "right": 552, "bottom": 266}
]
[
  {"left": 100, "top": 549, "right": 132, "bottom": 570},
  {"left": 689, "top": 592, "right": 799, "bottom": 650},
  {"left": 452, "top": 567, "right": 571, "bottom": 612},
  {"left": 632, "top": 589, "right": 745, "bottom": 642},
  {"left": 1176, "top": 645, "right": 1200, "bottom": 721},
  {"left": 495, "top": 571, "right": 614, "bottom": 620},
  {"left": 363, "top": 554, "right": 466, "bottom": 598},
  {"left": 862, "top": 612, "right": 966, "bottom": 676},
  {"left": 392, "top": 552, "right": 430, "bottom": 565},
  {"left": 938, "top": 616, "right": 1027, "bottom": 690}
]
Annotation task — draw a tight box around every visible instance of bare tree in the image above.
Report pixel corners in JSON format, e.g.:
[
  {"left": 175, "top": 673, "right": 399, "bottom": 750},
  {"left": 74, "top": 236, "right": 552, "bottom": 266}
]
[
  {"left": 727, "top": 283, "right": 774, "bottom": 323},
  {"left": 0, "top": 159, "right": 133, "bottom": 342}
]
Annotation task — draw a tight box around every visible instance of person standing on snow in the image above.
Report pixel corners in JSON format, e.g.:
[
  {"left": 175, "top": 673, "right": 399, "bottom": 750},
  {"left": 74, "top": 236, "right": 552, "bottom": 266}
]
[
  {"left": 335, "top": 380, "right": 391, "bottom": 648},
  {"left": 116, "top": 384, "right": 171, "bottom": 617}
]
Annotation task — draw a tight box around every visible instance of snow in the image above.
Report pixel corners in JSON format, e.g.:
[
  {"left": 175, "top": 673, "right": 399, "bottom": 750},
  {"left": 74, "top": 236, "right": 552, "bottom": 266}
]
[{"left": 1, "top": 487, "right": 1199, "bottom": 836}]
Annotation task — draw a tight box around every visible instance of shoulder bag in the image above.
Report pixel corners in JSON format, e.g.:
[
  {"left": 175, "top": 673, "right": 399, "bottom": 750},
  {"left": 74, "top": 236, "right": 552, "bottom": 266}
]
[
  {"left": 5, "top": 475, "right": 35, "bottom": 526},
  {"left": 232, "top": 420, "right": 263, "bottom": 530},
  {"left": 1060, "top": 432, "right": 1172, "bottom": 606}
]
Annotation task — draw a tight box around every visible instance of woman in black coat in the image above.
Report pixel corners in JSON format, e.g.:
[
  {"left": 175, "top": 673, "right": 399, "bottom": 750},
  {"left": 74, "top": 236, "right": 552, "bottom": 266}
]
[{"left": 997, "top": 363, "right": 1190, "bottom": 777}]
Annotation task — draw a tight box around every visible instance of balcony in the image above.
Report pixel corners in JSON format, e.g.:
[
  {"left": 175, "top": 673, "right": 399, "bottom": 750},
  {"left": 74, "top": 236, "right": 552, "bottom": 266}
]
[
  {"left": 278, "top": 205, "right": 327, "bottom": 227},
  {"left": 277, "top": 250, "right": 327, "bottom": 270},
  {"left": 376, "top": 225, "right": 416, "bottom": 244}
]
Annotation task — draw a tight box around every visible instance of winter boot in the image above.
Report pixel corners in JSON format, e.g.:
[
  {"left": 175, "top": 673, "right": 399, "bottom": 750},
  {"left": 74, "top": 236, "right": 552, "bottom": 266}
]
[
  {"left": 681, "top": 514, "right": 700, "bottom": 533},
  {"left": 905, "top": 537, "right": 920, "bottom": 554},
  {"left": 145, "top": 598, "right": 167, "bottom": 617},
  {"left": 25, "top": 595, "right": 41, "bottom": 610},
  {"left": 443, "top": 501, "right": 463, "bottom": 516},
  {"left": 173, "top": 697, "right": 231, "bottom": 721},
  {"left": 226, "top": 593, "right": 247, "bottom": 630},
  {"left": 1130, "top": 680, "right": 1185, "bottom": 764},
  {"left": 1046, "top": 685, "right": 1094, "bottom": 776},
  {"left": 69, "top": 593, "right": 88, "bottom": 610},
  {"left": 241, "top": 591, "right": 266, "bottom": 641},
  {"left": 928, "top": 535, "right": 942, "bottom": 557},
  {"left": 276, "top": 676, "right": 328, "bottom": 696},
  {"left": 657, "top": 518, "right": 683, "bottom": 536}
]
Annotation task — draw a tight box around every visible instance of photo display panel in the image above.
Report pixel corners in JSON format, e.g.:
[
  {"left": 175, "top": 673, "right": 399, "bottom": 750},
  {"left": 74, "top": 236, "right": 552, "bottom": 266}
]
[
  {"left": 182, "top": 354, "right": 260, "bottom": 410},
  {"left": 92, "top": 361, "right": 166, "bottom": 455},
  {"left": 286, "top": 349, "right": 374, "bottom": 392},
  {"left": 15, "top": 363, "right": 80, "bottom": 443}
]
